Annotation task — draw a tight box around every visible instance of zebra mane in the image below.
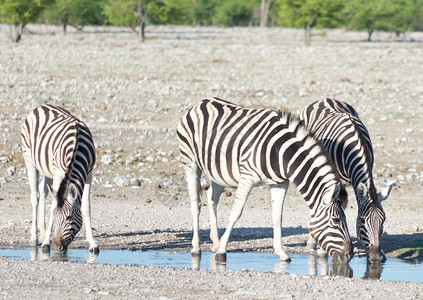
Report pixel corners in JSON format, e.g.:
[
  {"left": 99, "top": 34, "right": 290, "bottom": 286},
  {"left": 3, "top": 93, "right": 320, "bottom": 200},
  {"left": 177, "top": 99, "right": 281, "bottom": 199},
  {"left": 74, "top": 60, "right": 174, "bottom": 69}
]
[
  {"left": 277, "top": 110, "right": 348, "bottom": 207},
  {"left": 348, "top": 114, "right": 378, "bottom": 204},
  {"left": 56, "top": 120, "right": 79, "bottom": 208}
]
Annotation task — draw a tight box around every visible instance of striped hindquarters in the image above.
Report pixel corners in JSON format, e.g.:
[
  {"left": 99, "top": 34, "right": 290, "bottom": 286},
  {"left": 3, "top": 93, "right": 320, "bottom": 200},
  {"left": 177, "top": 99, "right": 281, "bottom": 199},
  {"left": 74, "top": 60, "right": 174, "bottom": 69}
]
[
  {"left": 300, "top": 97, "right": 374, "bottom": 186},
  {"left": 21, "top": 104, "right": 95, "bottom": 204}
]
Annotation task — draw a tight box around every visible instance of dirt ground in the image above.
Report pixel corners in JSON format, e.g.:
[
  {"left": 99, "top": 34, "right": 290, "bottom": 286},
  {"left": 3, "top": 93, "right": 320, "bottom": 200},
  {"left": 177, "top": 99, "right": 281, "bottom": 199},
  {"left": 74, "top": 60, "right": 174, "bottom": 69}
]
[{"left": 0, "top": 25, "right": 422, "bottom": 298}]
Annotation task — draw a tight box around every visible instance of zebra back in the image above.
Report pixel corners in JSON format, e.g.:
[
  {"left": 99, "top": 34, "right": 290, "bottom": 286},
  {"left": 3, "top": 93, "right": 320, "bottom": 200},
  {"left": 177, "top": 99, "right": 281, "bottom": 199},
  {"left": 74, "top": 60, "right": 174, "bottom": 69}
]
[
  {"left": 300, "top": 97, "right": 376, "bottom": 200},
  {"left": 178, "top": 97, "right": 348, "bottom": 209},
  {"left": 22, "top": 104, "right": 95, "bottom": 202}
]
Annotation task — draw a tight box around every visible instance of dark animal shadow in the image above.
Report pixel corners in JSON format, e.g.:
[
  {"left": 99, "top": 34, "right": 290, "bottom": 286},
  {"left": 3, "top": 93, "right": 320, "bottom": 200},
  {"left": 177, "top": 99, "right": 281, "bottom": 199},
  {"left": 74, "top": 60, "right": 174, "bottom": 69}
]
[{"left": 93, "top": 226, "right": 310, "bottom": 252}]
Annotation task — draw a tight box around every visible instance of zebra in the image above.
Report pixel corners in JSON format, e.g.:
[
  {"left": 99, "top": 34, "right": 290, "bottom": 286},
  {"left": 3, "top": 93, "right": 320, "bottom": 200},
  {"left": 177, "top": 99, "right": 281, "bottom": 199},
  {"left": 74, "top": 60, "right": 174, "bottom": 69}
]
[
  {"left": 21, "top": 104, "right": 99, "bottom": 254},
  {"left": 300, "top": 97, "right": 394, "bottom": 262},
  {"left": 177, "top": 98, "right": 353, "bottom": 264}
]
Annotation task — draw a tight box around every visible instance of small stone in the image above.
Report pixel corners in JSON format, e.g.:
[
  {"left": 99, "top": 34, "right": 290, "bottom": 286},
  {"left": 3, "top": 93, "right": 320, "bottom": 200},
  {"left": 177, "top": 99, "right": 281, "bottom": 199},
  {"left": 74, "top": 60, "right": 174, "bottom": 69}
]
[
  {"left": 224, "top": 190, "right": 232, "bottom": 197},
  {"left": 145, "top": 198, "right": 152, "bottom": 203},
  {"left": 114, "top": 176, "right": 130, "bottom": 187},
  {"left": 101, "top": 154, "right": 114, "bottom": 165},
  {"left": 6, "top": 166, "right": 16, "bottom": 176},
  {"left": 0, "top": 156, "right": 10, "bottom": 163},
  {"left": 201, "top": 184, "right": 210, "bottom": 190}
]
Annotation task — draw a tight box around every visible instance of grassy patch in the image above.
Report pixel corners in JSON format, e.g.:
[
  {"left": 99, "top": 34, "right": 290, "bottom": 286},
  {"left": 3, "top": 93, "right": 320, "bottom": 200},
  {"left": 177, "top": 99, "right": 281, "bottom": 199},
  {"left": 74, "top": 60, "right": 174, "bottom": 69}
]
[{"left": 392, "top": 240, "right": 423, "bottom": 259}]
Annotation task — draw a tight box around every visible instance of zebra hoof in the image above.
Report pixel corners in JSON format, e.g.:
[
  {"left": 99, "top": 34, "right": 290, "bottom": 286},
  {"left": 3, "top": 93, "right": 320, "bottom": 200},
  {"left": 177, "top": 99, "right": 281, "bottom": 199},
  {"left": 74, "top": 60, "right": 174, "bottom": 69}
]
[
  {"left": 279, "top": 256, "right": 291, "bottom": 263},
  {"left": 41, "top": 244, "right": 51, "bottom": 253},
  {"left": 214, "top": 253, "right": 227, "bottom": 262},
  {"left": 90, "top": 247, "right": 100, "bottom": 255}
]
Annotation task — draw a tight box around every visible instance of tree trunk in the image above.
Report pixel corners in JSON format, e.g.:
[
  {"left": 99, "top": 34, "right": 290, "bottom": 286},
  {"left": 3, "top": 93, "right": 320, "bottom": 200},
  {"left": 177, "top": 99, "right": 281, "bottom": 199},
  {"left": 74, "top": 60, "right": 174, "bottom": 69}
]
[
  {"left": 367, "top": 28, "right": 374, "bottom": 42},
  {"left": 9, "top": 24, "right": 23, "bottom": 43},
  {"left": 140, "top": 19, "right": 145, "bottom": 42},
  {"left": 304, "top": 24, "right": 311, "bottom": 46},
  {"left": 138, "top": 0, "right": 145, "bottom": 42},
  {"left": 260, "top": 0, "right": 271, "bottom": 27},
  {"left": 304, "top": 19, "right": 315, "bottom": 46}
]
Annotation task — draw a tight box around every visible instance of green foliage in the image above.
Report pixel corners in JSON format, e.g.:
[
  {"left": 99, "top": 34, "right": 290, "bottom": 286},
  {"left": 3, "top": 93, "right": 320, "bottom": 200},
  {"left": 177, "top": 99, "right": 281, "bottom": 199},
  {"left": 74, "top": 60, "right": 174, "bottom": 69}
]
[
  {"left": 190, "top": 0, "right": 220, "bottom": 26},
  {"left": 276, "top": 0, "right": 344, "bottom": 29},
  {"left": 214, "top": 0, "right": 260, "bottom": 26},
  {"left": 344, "top": 0, "right": 399, "bottom": 31},
  {"left": 148, "top": 0, "right": 191, "bottom": 25},
  {"left": 342, "top": 0, "right": 423, "bottom": 40},
  {"left": 43, "top": 0, "right": 106, "bottom": 29},
  {"left": 0, "top": 0, "right": 53, "bottom": 25},
  {"left": 103, "top": 0, "right": 140, "bottom": 28}
]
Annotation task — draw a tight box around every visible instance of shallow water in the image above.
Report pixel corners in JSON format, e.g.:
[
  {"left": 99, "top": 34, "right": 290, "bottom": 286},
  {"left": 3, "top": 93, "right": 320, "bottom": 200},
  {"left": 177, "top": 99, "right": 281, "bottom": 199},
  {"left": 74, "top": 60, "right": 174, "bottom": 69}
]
[{"left": 0, "top": 247, "right": 422, "bottom": 282}]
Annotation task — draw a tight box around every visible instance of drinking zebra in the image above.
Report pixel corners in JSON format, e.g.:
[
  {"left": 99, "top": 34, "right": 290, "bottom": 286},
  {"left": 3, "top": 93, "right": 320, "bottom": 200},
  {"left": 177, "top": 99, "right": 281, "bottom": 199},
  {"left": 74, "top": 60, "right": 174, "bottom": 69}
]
[
  {"left": 21, "top": 104, "right": 99, "bottom": 254},
  {"left": 177, "top": 98, "right": 353, "bottom": 264},
  {"left": 300, "top": 97, "right": 394, "bottom": 262}
]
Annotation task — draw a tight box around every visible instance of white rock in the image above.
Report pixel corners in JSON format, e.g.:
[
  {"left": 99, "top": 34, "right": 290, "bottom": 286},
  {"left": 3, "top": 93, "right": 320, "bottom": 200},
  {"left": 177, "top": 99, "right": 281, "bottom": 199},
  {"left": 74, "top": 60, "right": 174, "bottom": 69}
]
[
  {"left": 6, "top": 166, "right": 16, "bottom": 176},
  {"left": 101, "top": 155, "right": 114, "bottom": 165},
  {"left": 114, "top": 176, "right": 130, "bottom": 187},
  {"left": 0, "top": 156, "right": 10, "bottom": 163}
]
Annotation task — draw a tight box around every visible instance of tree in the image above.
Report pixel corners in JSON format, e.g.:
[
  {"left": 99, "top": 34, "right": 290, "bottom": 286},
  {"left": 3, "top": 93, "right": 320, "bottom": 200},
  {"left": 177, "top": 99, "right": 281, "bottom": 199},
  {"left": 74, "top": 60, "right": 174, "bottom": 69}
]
[
  {"left": 343, "top": 0, "right": 402, "bottom": 41},
  {"left": 147, "top": 0, "right": 191, "bottom": 25},
  {"left": 214, "top": 0, "right": 260, "bottom": 26},
  {"left": 190, "top": 0, "right": 220, "bottom": 26},
  {"left": 104, "top": 0, "right": 148, "bottom": 42},
  {"left": 43, "top": 0, "right": 106, "bottom": 33},
  {"left": 0, "top": 0, "right": 53, "bottom": 42},
  {"left": 276, "top": 0, "right": 344, "bottom": 46}
]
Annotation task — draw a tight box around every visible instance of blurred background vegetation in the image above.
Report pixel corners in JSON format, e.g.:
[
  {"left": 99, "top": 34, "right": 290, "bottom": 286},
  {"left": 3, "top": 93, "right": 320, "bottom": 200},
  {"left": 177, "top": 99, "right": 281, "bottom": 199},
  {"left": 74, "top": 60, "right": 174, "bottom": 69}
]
[{"left": 0, "top": 0, "right": 422, "bottom": 43}]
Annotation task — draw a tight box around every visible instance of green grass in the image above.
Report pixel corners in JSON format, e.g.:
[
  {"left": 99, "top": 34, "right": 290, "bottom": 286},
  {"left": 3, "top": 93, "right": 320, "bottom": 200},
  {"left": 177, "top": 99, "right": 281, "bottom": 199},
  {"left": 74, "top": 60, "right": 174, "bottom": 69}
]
[{"left": 393, "top": 240, "right": 423, "bottom": 259}]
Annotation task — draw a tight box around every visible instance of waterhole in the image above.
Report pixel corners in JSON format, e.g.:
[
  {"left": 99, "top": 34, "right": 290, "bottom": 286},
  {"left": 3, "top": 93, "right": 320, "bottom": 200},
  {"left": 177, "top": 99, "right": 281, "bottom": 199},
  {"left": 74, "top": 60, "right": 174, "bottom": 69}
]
[{"left": 0, "top": 247, "right": 421, "bottom": 282}]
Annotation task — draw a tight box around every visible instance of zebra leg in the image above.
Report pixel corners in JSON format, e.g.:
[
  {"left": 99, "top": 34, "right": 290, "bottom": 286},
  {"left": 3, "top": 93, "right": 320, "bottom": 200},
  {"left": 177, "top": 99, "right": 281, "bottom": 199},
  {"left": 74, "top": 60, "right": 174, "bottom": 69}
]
[
  {"left": 306, "top": 234, "right": 317, "bottom": 250},
  {"left": 186, "top": 163, "right": 202, "bottom": 256},
  {"left": 270, "top": 182, "right": 291, "bottom": 262},
  {"left": 41, "top": 186, "right": 57, "bottom": 253},
  {"left": 81, "top": 173, "right": 99, "bottom": 254},
  {"left": 207, "top": 182, "right": 224, "bottom": 253},
  {"left": 26, "top": 162, "right": 39, "bottom": 247},
  {"left": 38, "top": 176, "right": 52, "bottom": 243},
  {"left": 215, "top": 179, "right": 253, "bottom": 262},
  {"left": 306, "top": 233, "right": 327, "bottom": 257}
]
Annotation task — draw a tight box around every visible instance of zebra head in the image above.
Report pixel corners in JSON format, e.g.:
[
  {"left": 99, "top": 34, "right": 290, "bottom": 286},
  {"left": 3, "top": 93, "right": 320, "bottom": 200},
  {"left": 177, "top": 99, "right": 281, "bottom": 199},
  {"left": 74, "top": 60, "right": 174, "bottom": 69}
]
[
  {"left": 52, "top": 183, "right": 83, "bottom": 253},
  {"left": 309, "top": 183, "right": 353, "bottom": 264},
  {"left": 355, "top": 181, "right": 394, "bottom": 262}
]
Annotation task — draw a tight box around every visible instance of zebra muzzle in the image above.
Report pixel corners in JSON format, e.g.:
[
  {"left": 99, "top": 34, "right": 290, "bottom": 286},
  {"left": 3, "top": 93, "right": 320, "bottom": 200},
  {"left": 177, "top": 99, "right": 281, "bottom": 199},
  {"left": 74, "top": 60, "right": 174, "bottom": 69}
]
[
  {"left": 368, "top": 245, "right": 386, "bottom": 263},
  {"left": 332, "top": 241, "right": 353, "bottom": 264},
  {"left": 52, "top": 237, "right": 68, "bottom": 253}
]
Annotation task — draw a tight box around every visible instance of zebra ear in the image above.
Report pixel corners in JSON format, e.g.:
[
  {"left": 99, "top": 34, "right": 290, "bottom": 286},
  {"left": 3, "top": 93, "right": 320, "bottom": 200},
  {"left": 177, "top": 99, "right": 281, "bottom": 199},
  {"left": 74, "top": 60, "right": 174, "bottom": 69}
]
[
  {"left": 378, "top": 180, "right": 396, "bottom": 202},
  {"left": 67, "top": 183, "right": 78, "bottom": 201},
  {"left": 323, "top": 183, "right": 341, "bottom": 205},
  {"left": 355, "top": 183, "right": 368, "bottom": 205}
]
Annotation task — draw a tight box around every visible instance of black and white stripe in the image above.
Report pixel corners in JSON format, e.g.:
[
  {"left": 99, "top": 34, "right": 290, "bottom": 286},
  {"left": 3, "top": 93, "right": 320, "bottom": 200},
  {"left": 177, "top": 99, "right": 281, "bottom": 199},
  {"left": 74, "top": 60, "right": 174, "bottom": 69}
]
[
  {"left": 21, "top": 104, "right": 99, "bottom": 254},
  {"left": 301, "top": 97, "right": 394, "bottom": 262},
  {"left": 177, "top": 98, "right": 353, "bottom": 263}
]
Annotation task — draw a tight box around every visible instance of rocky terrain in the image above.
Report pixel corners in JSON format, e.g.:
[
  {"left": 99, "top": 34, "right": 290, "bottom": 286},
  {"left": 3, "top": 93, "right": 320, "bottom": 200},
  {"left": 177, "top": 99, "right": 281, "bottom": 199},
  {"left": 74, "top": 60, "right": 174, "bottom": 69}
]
[{"left": 0, "top": 25, "right": 422, "bottom": 298}]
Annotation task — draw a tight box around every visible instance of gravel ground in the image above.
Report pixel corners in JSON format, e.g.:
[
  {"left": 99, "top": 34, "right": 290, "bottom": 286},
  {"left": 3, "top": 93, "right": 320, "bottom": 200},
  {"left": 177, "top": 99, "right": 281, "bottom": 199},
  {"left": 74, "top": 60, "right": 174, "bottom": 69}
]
[{"left": 0, "top": 24, "right": 422, "bottom": 298}]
